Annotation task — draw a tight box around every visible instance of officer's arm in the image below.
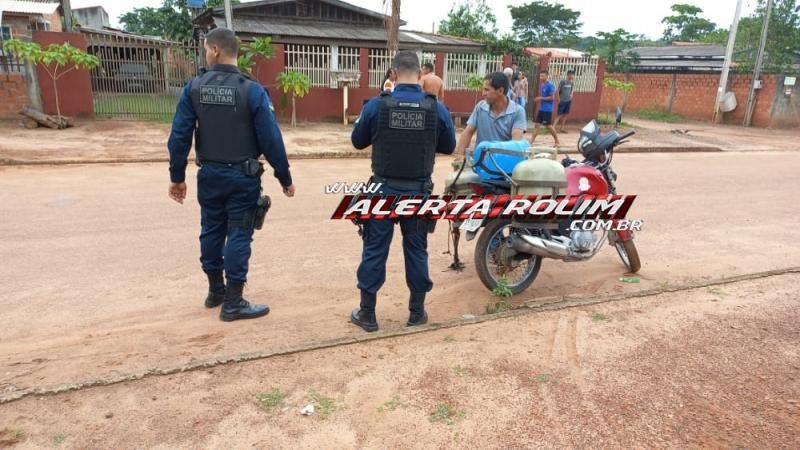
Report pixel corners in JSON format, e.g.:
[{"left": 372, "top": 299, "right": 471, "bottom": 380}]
[
  {"left": 351, "top": 100, "right": 376, "bottom": 149},
  {"left": 167, "top": 83, "right": 197, "bottom": 183},
  {"left": 248, "top": 84, "right": 292, "bottom": 187},
  {"left": 436, "top": 103, "right": 456, "bottom": 155}
]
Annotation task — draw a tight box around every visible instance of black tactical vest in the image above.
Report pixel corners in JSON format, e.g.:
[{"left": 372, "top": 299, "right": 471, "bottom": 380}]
[
  {"left": 189, "top": 68, "right": 260, "bottom": 163},
  {"left": 371, "top": 91, "right": 438, "bottom": 179}
]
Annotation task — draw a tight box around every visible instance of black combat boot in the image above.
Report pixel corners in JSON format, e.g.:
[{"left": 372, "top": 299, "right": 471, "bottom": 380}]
[
  {"left": 219, "top": 281, "right": 270, "bottom": 322},
  {"left": 204, "top": 271, "right": 226, "bottom": 308},
  {"left": 406, "top": 291, "right": 428, "bottom": 327},
  {"left": 350, "top": 290, "right": 378, "bottom": 332}
]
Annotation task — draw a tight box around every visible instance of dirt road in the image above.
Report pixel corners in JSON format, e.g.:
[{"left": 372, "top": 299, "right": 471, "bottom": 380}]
[
  {"left": 1, "top": 273, "right": 798, "bottom": 448},
  {"left": 1, "top": 151, "right": 799, "bottom": 396}
]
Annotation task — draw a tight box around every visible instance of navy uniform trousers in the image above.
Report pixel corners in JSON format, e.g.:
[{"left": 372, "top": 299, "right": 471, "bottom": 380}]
[
  {"left": 197, "top": 164, "right": 261, "bottom": 283},
  {"left": 356, "top": 183, "right": 434, "bottom": 297}
]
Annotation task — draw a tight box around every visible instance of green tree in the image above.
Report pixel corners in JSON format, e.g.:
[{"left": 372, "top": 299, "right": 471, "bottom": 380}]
[
  {"left": 276, "top": 71, "right": 311, "bottom": 128},
  {"left": 603, "top": 78, "right": 635, "bottom": 113},
  {"left": 735, "top": 0, "right": 800, "bottom": 73},
  {"left": 439, "top": 0, "right": 497, "bottom": 41},
  {"left": 120, "top": 0, "right": 237, "bottom": 41},
  {"left": 237, "top": 37, "right": 275, "bottom": 80},
  {"left": 2, "top": 39, "right": 99, "bottom": 121},
  {"left": 439, "top": 1, "right": 520, "bottom": 58},
  {"left": 662, "top": 4, "right": 717, "bottom": 42},
  {"left": 697, "top": 0, "right": 800, "bottom": 72},
  {"left": 509, "top": 1, "right": 582, "bottom": 47},
  {"left": 466, "top": 73, "right": 484, "bottom": 104},
  {"left": 596, "top": 29, "right": 640, "bottom": 73}
]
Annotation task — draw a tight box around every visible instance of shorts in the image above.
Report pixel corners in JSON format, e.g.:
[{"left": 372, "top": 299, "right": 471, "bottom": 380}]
[
  {"left": 535, "top": 110, "right": 553, "bottom": 125},
  {"left": 557, "top": 101, "right": 572, "bottom": 115}
]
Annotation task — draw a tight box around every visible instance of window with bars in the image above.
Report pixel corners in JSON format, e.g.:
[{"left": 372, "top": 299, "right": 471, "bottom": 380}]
[
  {"left": 1, "top": 26, "right": 11, "bottom": 40},
  {"left": 284, "top": 44, "right": 331, "bottom": 88}
]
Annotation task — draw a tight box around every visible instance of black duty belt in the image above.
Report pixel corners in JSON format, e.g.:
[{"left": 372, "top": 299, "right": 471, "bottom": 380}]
[
  {"left": 372, "top": 175, "right": 432, "bottom": 192},
  {"left": 199, "top": 158, "right": 263, "bottom": 177}
]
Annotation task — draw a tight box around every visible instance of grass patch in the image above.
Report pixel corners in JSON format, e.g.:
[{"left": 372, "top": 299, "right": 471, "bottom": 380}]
[
  {"left": 452, "top": 365, "right": 469, "bottom": 377},
  {"left": 429, "top": 403, "right": 464, "bottom": 425},
  {"left": 485, "top": 300, "right": 514, "bottom": 314},
  {"left": 491, "top": 278, "right": 514, "bottom": 298},
  {"left": 52, "top": 434, "right": 66, "bottom": 445},
  {"left": 378, "top": 396, "right": 403, "bottom": 412},
  {"left": 591, "top": 312, "right": 609, "bottom": 322},
  {"left": 0, "top": 428, "right": 26, "bottom": 445},
  {"left": 633, "top": 108, "right": 684, "bottom": 123},
  {"left": 93, "top": 94, "right": 179, "bottom": 123},
  {"left": 535, "top": 373, "right": 552, "bottom": 384},
  {"left": 309, "top": 391, "right": 336, "bottom": 419},
  {"left": 256, "top": 388, "right": 286, "bottom": 413},
  {"left": 443, "top": 335, "right": 457, "bottom": 343}
]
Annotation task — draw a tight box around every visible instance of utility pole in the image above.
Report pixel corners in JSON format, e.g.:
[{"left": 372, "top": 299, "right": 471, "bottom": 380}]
[
  {"left": 224, "top": 0, "right": 234, "bottom": 31},
  {"left": 743, "top": 0, "right": 773, "bottom": 127},
  {"left": 61, "top": 0, "right": 73, "bottom": 32},
  {"left": 712, "top": 0, "right": 744, "bottom": 123}
]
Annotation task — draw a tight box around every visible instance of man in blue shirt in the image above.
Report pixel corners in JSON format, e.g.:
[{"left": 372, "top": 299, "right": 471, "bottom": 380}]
[
  {"left": 350, "top": 51, "right": 456, "bottom": 332},
  {"left": 167, "top": 28, "right": 295, "bottom": 322},
  {"left": 529, "top": 70, "right": 560, "bottom": 146},
  {"left": 453, "top": 72, "right": 527, "bottom": 159}
]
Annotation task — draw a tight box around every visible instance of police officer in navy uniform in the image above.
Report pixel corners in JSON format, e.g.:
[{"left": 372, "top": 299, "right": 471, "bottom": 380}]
[
  {"left": 350, "top": 51, "right": 456, "bottom": 332},
  {"left": 167, "top": 28, "right": 295, "bottom": 322}
]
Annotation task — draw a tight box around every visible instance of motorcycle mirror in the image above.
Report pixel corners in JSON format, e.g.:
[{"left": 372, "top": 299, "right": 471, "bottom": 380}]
[{"left": 615, "top": 107, "right": 623, "bottom": 128}]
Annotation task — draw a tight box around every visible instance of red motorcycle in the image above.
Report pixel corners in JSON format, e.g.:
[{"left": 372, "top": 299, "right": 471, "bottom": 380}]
[{"left": 461, "top": 120, "right": 641, "bottom": 294}]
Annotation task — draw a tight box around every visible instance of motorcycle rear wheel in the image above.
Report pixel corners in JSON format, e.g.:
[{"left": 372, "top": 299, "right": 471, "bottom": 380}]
[
  {"left": 614, "top": 239, "right": 641, "bottom": 273},
  {"left": 474, "top": 219, "right": 542, "bottom": 295}
]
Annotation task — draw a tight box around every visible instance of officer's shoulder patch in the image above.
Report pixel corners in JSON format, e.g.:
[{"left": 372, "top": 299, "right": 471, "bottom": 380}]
[{"left": 200, "top": 86, "right": 237, "bottom": 106}]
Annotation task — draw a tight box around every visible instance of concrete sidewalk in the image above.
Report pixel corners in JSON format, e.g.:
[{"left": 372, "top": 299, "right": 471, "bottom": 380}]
[{"left": 0, "top": 117, "right": 794, "bottom": 165}]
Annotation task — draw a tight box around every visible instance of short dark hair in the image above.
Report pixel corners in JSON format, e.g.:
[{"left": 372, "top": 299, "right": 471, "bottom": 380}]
[
  {"left": 422, "top": 62, "right": 434, "bottom": 71},
  {"left": 205, "top": 27, "right": 239, "bottom": 57},
  {"left": 567, "top": 69, "right": 575, "bottom": 75},
  {"left": 484, "top": 72, "right": 510, "bottom": 95},
  {"left": 392, "top": 51, "right": 420, "bottom": 75},
  {"left": 540, "top": 69, "right": 549, "bottom": 75}
]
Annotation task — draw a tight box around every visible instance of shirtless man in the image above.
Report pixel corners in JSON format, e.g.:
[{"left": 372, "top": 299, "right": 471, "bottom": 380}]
[{"left": 419, "top": 62, "right": 445, "bottom": 101}]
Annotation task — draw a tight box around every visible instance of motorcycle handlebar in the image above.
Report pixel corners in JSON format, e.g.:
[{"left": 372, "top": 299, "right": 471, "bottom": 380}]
[{"left": 618, "top": 130, "right": 636, "bottom": 141}]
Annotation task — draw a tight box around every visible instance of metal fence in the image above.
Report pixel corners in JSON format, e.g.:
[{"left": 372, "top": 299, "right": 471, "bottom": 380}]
[
  {"left": 284, "top": 43, "right": 330, "bottom": 88},
  {"left": 0, "top": 45, "right": 25, "bottom": 73},
  {"left": 444, "top": 52, "right": 504, "bottom": 89},
  {"left": 368, "top": 48, "right": 394, "bottom": 88},
  {"left": 547, "top": 56, "right": 600, "bottom": 92},
  {"left": 86, "top": 33, "right": 203, "bottom": 121}
]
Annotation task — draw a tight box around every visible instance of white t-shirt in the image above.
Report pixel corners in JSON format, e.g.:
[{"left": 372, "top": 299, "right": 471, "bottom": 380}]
[{"left": 382, "top": 79, "right": 395, "bottom": 92}]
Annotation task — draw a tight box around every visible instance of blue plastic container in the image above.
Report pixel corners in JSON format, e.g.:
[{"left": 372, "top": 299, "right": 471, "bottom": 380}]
[{"left": 470, "top": 140, "right": 531, "bottom": 181}]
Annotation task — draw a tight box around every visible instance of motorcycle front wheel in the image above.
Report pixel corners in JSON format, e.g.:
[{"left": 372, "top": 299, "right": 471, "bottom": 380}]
[
  {"left": 474, "top": 219, "right": 542, "bottom": 295},
  {"left": 614, "top": 238, "right": 641, "bottom": 273}
]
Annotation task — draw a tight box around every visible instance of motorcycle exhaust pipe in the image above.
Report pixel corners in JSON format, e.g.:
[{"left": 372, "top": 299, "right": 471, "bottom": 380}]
[{"left": 510, "top": 235, "right": 571, "bottom": 259}]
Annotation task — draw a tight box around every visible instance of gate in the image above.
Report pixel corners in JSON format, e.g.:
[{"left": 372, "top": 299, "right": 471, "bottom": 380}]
[{"left": 86, "top": 32, "right": 203, "bottom": 121}]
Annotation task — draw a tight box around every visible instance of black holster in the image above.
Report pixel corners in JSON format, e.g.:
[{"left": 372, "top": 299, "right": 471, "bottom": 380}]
[
  {"left": 253, "top": 195, "right": 271, "bottom": 230},
  {"left": 244, "top": 158, "right": 264, "bottom": 177}
]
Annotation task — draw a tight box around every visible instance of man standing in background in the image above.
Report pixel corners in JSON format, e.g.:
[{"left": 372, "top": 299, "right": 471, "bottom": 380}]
[
  {"left": 419, "top": 62, "right": 445, "bottom": 101},
  {"left": 553, "top": 69, "right": 575, "bottom": 133}
]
